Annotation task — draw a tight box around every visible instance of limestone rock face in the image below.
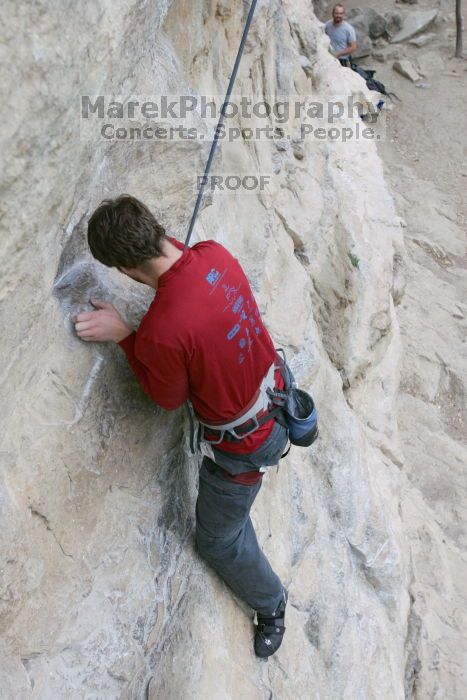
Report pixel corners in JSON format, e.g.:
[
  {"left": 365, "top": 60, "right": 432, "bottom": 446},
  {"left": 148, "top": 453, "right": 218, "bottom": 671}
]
[{"left": 0, "top": 1, "right": 463, "bottom": 699}]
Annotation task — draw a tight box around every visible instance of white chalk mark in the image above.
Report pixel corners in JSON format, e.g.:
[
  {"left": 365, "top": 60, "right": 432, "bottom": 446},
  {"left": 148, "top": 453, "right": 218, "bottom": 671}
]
[
  {"left": 366, "top": 538, "right": 390, "bottom": 568},
  {"left": 69, "top": 354, "right": 104, "bottom": 426}
]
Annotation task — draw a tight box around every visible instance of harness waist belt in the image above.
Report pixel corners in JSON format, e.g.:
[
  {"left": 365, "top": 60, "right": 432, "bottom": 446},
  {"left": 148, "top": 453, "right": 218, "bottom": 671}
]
[{"left": 198, "top": 361, "right": 276, "bottom": 441}]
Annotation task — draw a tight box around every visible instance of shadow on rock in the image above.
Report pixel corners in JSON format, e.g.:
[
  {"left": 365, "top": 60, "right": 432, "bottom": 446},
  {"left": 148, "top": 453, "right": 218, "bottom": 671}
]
[{"left": 53, "top": 214, "right": 113, "bottom": 332}]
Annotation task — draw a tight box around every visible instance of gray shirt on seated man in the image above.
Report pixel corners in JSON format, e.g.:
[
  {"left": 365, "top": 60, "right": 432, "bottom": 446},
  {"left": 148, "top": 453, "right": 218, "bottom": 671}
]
[{"left": 325, "top": 3, "right": 357, "bottom": 66}]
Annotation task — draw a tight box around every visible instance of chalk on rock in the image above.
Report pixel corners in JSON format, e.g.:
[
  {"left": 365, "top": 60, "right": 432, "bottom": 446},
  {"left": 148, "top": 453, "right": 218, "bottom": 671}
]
[{"left": 53, "top": 260, "right": 111, "bottom": 321}]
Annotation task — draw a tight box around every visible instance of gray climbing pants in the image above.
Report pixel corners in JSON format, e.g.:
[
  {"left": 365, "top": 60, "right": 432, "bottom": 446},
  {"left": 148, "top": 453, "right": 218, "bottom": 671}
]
[{"left": 195, "top": 420, "right": 288, "bottom": 616}]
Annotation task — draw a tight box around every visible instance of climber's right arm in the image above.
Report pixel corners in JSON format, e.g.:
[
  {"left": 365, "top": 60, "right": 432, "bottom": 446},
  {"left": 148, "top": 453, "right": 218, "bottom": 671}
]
[{"left": 118, "top": 332, "right": 189, "bottom": 410}]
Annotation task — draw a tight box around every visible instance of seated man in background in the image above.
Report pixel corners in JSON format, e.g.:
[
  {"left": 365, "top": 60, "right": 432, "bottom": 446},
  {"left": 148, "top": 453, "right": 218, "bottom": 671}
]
[{"left": 325, "top": 3, "right": 357, "bottom": 67}]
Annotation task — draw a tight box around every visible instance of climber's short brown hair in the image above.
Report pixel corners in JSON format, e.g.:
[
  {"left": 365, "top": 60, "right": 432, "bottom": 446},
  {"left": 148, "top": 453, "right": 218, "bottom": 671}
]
[{"left": 87, "top": 195, "right": 167, "bottom": 268}]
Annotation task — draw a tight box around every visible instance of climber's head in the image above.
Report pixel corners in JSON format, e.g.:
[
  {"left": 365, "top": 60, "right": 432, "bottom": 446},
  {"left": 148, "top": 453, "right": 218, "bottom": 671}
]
[
  {"left": 87, "top": 195, "right": 167, "bottom": 277},
  {"left": 332, "top": 4, "right": 345, "bottom": 24}
]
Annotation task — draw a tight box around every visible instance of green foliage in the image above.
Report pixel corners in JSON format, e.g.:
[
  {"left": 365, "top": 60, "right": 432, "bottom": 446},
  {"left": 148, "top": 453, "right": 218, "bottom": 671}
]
[{"left": 348, "top": 252, "right": 360, "bottom": 269}]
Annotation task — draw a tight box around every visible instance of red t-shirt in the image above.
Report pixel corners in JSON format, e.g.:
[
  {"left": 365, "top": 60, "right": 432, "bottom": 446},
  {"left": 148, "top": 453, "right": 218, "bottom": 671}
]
[{"left": 118, "top": 238, "right": 281, "bottom": 458}]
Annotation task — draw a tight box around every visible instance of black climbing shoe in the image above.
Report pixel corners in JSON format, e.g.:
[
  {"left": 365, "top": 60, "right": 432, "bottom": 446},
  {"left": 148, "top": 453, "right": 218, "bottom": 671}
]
[{"left": 254, "top": 589, "right": 288, "bottom": 658}]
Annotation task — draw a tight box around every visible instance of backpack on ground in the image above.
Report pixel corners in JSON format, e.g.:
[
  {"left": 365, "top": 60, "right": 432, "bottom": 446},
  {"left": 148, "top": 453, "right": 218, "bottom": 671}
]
[{"left": 351, "top": 62, "right": 400, "bottom": 101}]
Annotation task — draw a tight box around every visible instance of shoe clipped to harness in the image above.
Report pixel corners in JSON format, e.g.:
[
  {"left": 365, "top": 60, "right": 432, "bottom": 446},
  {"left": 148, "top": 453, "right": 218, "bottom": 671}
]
[
  {"left": 273, "top": 350, "right": 319, "bottom": 448},
  {"left": 189, "top": 347, "right": 318, "bottom": 454},
  {"left": 284, "top": 387, "right": 318, "bottom": 447}
]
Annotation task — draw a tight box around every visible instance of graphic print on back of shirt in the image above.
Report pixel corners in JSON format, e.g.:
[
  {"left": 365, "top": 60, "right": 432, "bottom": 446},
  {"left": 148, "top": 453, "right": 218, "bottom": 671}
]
[{"left": 205, "top": 265, "right": 262, "bottom": 364}]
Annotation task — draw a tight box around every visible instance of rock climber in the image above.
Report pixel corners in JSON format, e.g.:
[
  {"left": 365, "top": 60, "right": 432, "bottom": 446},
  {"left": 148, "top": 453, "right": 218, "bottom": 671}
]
[
  {"left": 74, "top": 194, "right": 289, "bottom": 658},
  {"left": 324, "top": 3, "right": 357, "bottom": 67}
]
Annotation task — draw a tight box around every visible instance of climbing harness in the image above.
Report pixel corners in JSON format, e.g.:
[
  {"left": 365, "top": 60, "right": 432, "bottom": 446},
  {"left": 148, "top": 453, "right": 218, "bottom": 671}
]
[
  {"left": 185, "top": 360, "right": 277, "bottom": 454},
  {"left": 188, "top": 350, "right": 318, "bottom": 453},
  {"left": 199, "top": 361, "right": 277, "bottom": 444},
  {"left": 184, "top": 0, "right": 258, "bottom": 248}
]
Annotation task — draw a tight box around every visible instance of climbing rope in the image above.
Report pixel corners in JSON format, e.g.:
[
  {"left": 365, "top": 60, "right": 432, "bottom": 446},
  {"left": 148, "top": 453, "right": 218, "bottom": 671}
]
[{"left": 184, "top": 0, "right": 258, "bottom": 248}]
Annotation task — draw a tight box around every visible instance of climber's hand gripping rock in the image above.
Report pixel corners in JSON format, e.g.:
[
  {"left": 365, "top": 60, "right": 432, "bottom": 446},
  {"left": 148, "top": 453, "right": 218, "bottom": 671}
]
[{"left": 74, "top": 299, "right": 132, "bottom": 343}]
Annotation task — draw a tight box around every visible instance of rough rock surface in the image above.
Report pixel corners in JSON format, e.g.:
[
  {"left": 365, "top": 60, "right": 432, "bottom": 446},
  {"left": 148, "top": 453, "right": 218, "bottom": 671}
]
[
  {"left": 347, "top": 7, "right": 387, "bottom": 40},
  {"left": 391, "top": 166, "right": 467, "bottom": 700},
  {"left": 390, "top": 8, "right": 439, "bottom": 43},
  {"left": 385, "top": 10, "right": 404, "bottom": 38},
  {"left": 393, "top": 59, "right": 422, "bottom": 81},
  {"left": 312, "top": 0, "right": 329, "bottom": 17},
  {"left": 0, "top": 1, "right": 465, "bottom": 699},
  {"left": 343, "top": 11, "right": 373, "bottom": 57}
]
